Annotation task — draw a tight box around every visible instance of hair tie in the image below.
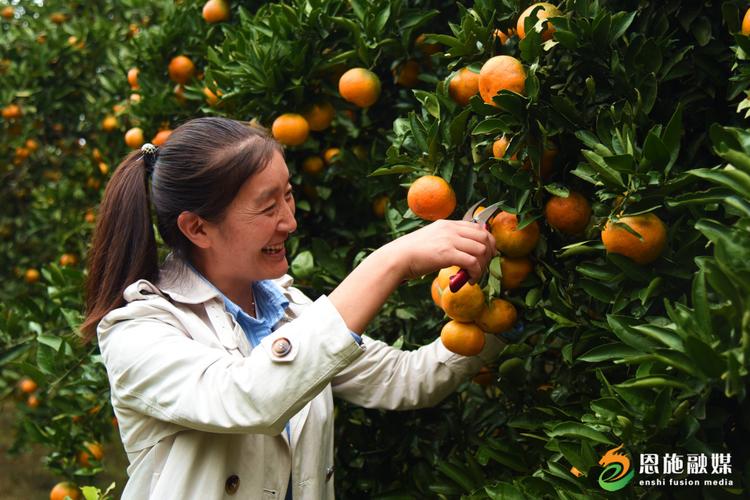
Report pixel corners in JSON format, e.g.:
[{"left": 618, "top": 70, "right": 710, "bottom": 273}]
[{"left": 141, "top": 143, "right": 159, "bottom": 175}]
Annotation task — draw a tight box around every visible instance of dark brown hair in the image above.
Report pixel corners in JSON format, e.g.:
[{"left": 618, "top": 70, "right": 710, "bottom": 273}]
[{"left": 81, "top": 117, "right": 282, "bottom": 341}]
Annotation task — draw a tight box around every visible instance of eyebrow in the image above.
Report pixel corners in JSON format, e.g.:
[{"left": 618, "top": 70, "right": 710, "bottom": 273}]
[{"left": 255, "top": 176, "right": 291, "bottom": 203}]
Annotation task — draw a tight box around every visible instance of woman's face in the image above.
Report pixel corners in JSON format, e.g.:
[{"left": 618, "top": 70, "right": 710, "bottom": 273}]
[{"left": 204, "top": 150, "right": 297, "bottom": 284}]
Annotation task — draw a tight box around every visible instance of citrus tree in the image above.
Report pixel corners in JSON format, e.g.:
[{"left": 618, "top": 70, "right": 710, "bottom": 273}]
[{"left": 1, "top": 0, "right": 749, "bottom": 498}]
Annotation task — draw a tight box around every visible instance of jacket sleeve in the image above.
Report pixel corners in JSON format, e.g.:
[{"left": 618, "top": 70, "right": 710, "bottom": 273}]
[
  {"left": 331, "top": 333, "right": 504, "bottom": 410},
  {"left": 98, "top": 295, "right": 363, "bottom": 436}
]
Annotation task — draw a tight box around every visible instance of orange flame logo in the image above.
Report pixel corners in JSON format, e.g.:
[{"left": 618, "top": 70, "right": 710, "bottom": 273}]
[{"left": 598, "top": 444, "right": 631, "bottom": 481}]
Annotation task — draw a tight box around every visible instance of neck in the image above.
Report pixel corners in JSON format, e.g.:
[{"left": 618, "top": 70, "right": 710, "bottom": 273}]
[{"left": 189, "top": 253, "right": 255, "bottom": 313}]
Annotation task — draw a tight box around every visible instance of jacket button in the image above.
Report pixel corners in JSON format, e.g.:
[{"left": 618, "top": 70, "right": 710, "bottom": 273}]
[
  {"left": 225, "top": 474, "right": 240, "bottom": 495},
  {"left": 272, "top": 337, "right": 292, "bottom": 357},
  {"left": 325, "top": 466, "right": 335, "bottom": 482}
]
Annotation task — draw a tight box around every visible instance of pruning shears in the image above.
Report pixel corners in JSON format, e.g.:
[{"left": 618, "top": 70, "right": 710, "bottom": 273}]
[{"left": 448, "top": 199, "right": 502, "bottom": 293}]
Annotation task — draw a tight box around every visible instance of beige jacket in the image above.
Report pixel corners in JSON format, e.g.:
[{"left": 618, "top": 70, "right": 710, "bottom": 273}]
[{"left": 98, "top": 255, "right": 503, "bottom": 499}]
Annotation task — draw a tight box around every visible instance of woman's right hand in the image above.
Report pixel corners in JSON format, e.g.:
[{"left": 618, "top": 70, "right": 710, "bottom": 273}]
[
  {"left": 329, "top": 219, "right": 497, "bottom": 334},
  {"left": 382, "top": 219, "right": 498, "bottom": 284}
]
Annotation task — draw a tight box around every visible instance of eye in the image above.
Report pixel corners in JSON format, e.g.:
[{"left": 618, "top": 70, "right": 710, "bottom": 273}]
[
  {"left": 263, "top": 204, "right": 277, "bottom": 213},
  {"left": 284, "top": 188, "right": 293, "bottom": 200}
]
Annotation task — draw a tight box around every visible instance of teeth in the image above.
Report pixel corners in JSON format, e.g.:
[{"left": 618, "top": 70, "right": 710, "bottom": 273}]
[{"left": 262, "top": 243, "right": 284, "bottom": 253}]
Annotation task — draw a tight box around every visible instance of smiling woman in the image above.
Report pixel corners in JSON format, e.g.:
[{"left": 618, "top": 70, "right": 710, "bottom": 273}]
[{"left": 81, "top": 117, "right": 503, "bottom": 500}]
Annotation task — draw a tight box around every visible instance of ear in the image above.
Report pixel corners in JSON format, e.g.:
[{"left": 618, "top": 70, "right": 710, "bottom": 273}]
[{"left": 177, "top": 211, "right": 213, "bottom": 249}]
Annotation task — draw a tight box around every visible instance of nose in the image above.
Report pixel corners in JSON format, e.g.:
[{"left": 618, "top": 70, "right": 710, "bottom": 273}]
[{"left": 280, "top": 196, "right": 298, "bottom": 234}]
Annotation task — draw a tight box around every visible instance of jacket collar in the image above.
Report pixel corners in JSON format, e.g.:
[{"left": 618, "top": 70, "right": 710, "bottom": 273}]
[{"left": 156, "top": 253, "right": 222, "bottom": 304}]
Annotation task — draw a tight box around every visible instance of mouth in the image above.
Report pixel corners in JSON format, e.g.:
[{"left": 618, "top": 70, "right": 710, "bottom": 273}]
[{"left": 261, "top": 242, "right": 286, "bottom": 255}]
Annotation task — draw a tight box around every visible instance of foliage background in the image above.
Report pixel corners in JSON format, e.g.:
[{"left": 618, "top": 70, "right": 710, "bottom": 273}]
[{"left": 1, "top": 0, "right": 749, "bottom": 498}]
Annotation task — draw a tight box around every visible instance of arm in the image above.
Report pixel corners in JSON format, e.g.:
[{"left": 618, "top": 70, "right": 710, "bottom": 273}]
[
  {"left": 99, "top": 295, "right": 363, "bottom": 435},
  {"left": 331, "top": 334, "right": 505, "bottom": 410}
]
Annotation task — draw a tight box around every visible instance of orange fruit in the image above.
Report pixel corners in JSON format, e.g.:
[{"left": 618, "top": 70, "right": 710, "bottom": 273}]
[
  {"left": 14, "top": 146, "right": 30, "bottom": 159},
  {"left": 125, "top": 127, "right": 144, "bottom": 149},
  {"left": 476, "top": 298, "right": 517, "bottom": 334},
  {"left": 431, "top": 278, "right": 443, "bottom": 308},
  {"left": 491, "top": 212, "right": 540, "bottom": 257},
  {"left": 304, "top": 101, "right": 335, "bottom": 131},
  {"left": 473, "top": 366, "right": 494, "bottom": 385},
  {"left": 168, "top": 55, "right": 195, "bottom": 84},
  {"left": 50, "top": 482, "right": 80, "bottom": 500},
  {"left": 372, "top": 195, "right": 389, "bottom": 218},
  {"left": 441, "top": 320, "right": 485, "bottom": 356},
  {"left": 99, "top": 162, "right": 109, "bottom": 175},
  {"left": 127, "top": 68, "right": 139, "bottom": 89},
  {"left": 203, "top": 86, "right": 220, "bottom": 106},
  {"left": 500, "top": 256, "right": 533, "bottom": 290},
  {"left": 2, "top": 103, "right": 22, "bottom": 119},
  {"left": 24, "top": 268, "right": 40, "bottom": 284},
  {"left": 25, "top": 138, "right": 39, "bottom": 151},
  {"left": 407, "top": 175, "right": 457, "bottom": 221},
  {"left": 27, "top": 394, "right": 39, "bottom": 408},
  {"left": 84, "top": 208, "right": 96, "bottom": 224},
  {"left": 1, "top": 6, "right": 13, "bottom": 19},
  {"left": 152, "top": 129, "right": 172, "bottom": 146},
  {"left": 394, "top": 60, "right": 420, "bottom": 88},
  {"left": 49, "top": 12, "right": 67, "bottom": 24},
  {"left": 441, "top": 283, "right": 485, "bottom": 322},
  {"left": 448, "top": 67, "right": 480, "bottom": 106},
  {"left": 517, "top": 2, "right": 561, "bottom": 41},
  {"left": 101, "top": 115, "right": 118, "bottom": 132},
  {"left": 415, "top": 34, "right": 441, "bottom": 55},
  {"left": 19, "top": 377, "right": 37, "bottom": 393},
  {"left": 302, "top": 156, "right": 325, "bottom": 175},
  {"left": 339, "top": 68, "right": 381, "bottom": 108},
  {"left": 743, "top": 8, "right": 750, "bottom": 35},
  {"left": 545, "top": 191, "right": 591, "bottom": 235},
  {"left": 493, "top": 28, "right": 515, "bottom": 44},
  {"left": 601, "top": 213, "right": 667, "bottom": 265},
  {"left": 271, "top": 113, "right": 309, "bottom": 146},
  {"left": 436, "top": 265, "right": 461, "bottom": 290},
  {"left": 522, "top": 143, "right": 557, "bottom": 179},
  {"left": 59, "top": 253, "right": 78, "bottom": 267},
  {"left": 492, "top": 136, "right": 512, "bottom": 159},
  {"left": 323, "top": 147, "right": 341, "bottom": 164},
  {"left": 202, "top": 0, "right": 230, "bottom": 23},
  {"left": 77, "top": 442, "right": 104, "bottom": 467},
  {"left": 479, "top": 55, "right": 526, "bottom": 105}
]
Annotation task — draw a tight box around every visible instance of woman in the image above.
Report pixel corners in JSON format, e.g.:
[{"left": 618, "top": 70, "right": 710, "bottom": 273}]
[{"left": 83, "top": 117, "right": 502, "bottom": 499}]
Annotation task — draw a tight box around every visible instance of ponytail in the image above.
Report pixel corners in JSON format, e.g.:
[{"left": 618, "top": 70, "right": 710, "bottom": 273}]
[{"left": 81, "top": 150, "right": 158, "bottom": 341}]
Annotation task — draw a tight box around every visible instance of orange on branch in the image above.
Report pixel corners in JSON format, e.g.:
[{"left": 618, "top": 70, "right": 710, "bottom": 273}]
[
  {"left": 202, "top": 0, "right": 230, "bottom": 23},
  {"left": 2, "top": 103, "right": 22, "bottom": 119},
  {"left": 271, "top": 113, "right": 309, "bottom": 146},
  {"left": 339, "top": 68, "right": 381, "bottom": 108},
  {"left": 500, "top": 256, "right": 533, "bottom": 290},
  {"left": 441, "top": 321, "right": 485, "bottom": 356},
  {"left": 491, "top": 212, "right": 540, "bottom": 256},
  {"left": 372, "top": 195, "right": 389, "bottom": 218},
  {"left": 124, "top": 127, "right": 144, "bottom": 149},
  {"left": 394, "top": 60, "right": 421, "bottom": 88},
  {"left": 441, "top": 283, "right": 485, "bottom": 322},
  {"left": 152, "top": 129, "right": 172, "bottom": 146},
  {"left": 323, "top": 147, "right": 340, "bottom": 164},
  {"left": 479, "top": 56, "right": 526, "bottom": 105},
  {"left": 437, "top": 265, "right": 461, "bottom": 290},
  {"left": 302, "top": 156, "right": 325, "bottom": 175},
  {"left": 517, "top": 2, "right": 561, "bottom": 41},
  {"left": 203, "top": 86, "right": 220, "bottom": 106},
  {"left": 127, "top": 68, "right": 139, "bottom": 90},
  {"left": 430, "top": 278, "right": 443, "bottom": 308},
  {"left": 168, "top": 55, "right": 195, "bottom": 84},
  {"left": 476, "top": 298, "right": 518, "bottom": 334},
  {"left": 24, "top": 268, "right": 40, "bottom": 284},
  {"left": 407, "top": 175, "right": 456, "bottom": 221},
  {"left": 743, "top": 8, "right": 750, "bottom": 35},
  {"left": 545, "top": 191, "right": 591, "bottom": 235},
  {"left": 19, "top": 377, "right": 37, "bottom": 394},
  {"left": 304, "top": 101, "right": 335, "bottom": 131},
  {"left": 1, "top": 6, "right": 13, "bottom": 19},
  {"left": 102, "top": 115, "right": 118, "bottom": 132},
  {"left": 59, "top": 253, "right": 78, "bottom": 267},
  {"left": 448, "top": 67, "right": 480, "bottom": 106},
  {"left": 50, "top": 482, "right": 80, "bottom": 500},
  {"left": 601, "top": 213, "right": 667, "bottom": 264},
  {"left": 77, "top": 442, "right": 104, "bottom": 467},
  {"left": 416, "top": 33, "right": 441, "bottom": 55}
]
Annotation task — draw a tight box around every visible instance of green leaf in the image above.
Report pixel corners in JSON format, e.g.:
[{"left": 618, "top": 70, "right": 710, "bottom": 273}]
[
  {"left": 609, "top": 11, "right": 636, "bottom": 41},
  {"left": 413, "top": 90, "right": 440, "bottom": 119},
  {"left": 640, "top": 131, "right": 670, "bottom": 170},
  {"left": 581, "top": 150, "right": 626, "bottom": 188},
  {"left": 692, "top": 268, "right": 711, "bottom": 335},
  {"left": 449, "top": 107, "right": 472, "bottom": 146},
  {"left": 607, "top": 315, "right": 660, "bottom": 351},
  {"left": 472, "top": 118, "right": 511, "bottom": 136},
  {"left": 547, "top": 422, "right": 614, "bottom": 445},
  {"left": 578, "top": 343, "right": 642, "bottom": 363},
  {"left": 290, "top": 250, "right": 314, "bottom": 279},
  {"left": 690, "top": 167, "right": 750, "bottom": 199},
  {"left": 615, "top": 376, "right": 692, "bottom": 391}
]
